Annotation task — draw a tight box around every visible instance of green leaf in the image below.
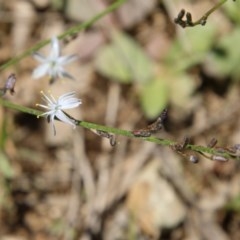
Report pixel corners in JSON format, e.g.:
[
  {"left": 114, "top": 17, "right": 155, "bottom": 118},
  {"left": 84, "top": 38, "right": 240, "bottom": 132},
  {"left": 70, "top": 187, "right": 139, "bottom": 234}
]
[
  {"left": 185, "top": 24, "right": 216, "bottom": 53},
  {"left": 140, "top": 78, "right": 169, "bottom": 119},
  {"left": 206, "top": 27, "right": 240, "bottom": 79},
  {"left": 165, "top": 23, "right": 216, "bottom": 71},
  {"left": 0, "top": 151, "right": 14, "bottom": 178},
  {"left": 169, "top": 74, "right": 196, "bottom": 107},
  {"left": 224, "top": 0, "right": 240, "bottom": 24},
  {"left": 95, "top": 31, "right": 153, "bottom": 83},
  {"left": 95, "top": 45, "right": 132, "bottom": 83}
]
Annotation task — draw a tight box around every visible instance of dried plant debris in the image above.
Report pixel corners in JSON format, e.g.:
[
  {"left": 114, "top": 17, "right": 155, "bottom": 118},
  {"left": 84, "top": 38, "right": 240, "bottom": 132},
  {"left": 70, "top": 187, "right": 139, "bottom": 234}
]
[
  {"left": 174, "top": 9, "right": 207, "bottom": 28},
  {"left": 132, "top": 109, "right": 167, "bottom": 137},
  {"left": 0, "top": 74, "right": 16, "bottom": 96},
  {"left": 171, "top": 137, "right": 199, "bottom": 164},
  {"left": 201, "top": 139, "right": 240, "bottom": 162},
  {"left": 174, "top": 0, "right": 236, "bottom": 28},
  {"left": 91, "top": 129, "right": 117, "bottom": 146},
  {"left": 171, "top": 137, "right": 240, "bottom": 163}
]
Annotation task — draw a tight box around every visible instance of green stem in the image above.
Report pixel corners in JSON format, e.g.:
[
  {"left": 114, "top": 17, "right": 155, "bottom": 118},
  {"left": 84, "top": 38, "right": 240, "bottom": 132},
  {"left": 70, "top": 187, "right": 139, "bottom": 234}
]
[
  {"left": 0, "top": 97, "right": 236, "bottom": 160},
  {"left": 175, "top": 0, "right": 231, "bottom": 28},
  {"left": 0, "top": 0, "right": 126, "bottom": 72},
  {"left": 193, "top": 0, "right": 227, "bottom": 26},
  {"left": 0, "top": 98, "right": 42, "bottom": 116}
]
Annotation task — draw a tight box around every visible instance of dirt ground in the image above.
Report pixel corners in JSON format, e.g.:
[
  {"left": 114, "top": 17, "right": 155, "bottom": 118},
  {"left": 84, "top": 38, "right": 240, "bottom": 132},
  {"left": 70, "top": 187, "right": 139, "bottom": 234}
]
[{"left": 0, "top": 0, "right": 240, "bottom": 239}]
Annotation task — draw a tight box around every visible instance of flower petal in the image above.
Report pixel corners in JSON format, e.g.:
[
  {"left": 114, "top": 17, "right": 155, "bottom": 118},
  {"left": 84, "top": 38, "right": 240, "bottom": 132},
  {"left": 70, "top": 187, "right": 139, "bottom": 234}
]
[
  {"left": 61, "top": 99, "right": 81, "bottom": 109},
  {"left": 58, "top": 68, "right": 76, "bottom": 80},
  {"left": 49, "top": 37, "right": 60, "bottom": 60},
  {"left": 33, "top": 52, "right": 47, "bottom": 63},
  {"left": 58, "top": 54, "right": 78, "bottom": 65},
  {"left": 49, "top": 114, "right": 57, "bottom": 136},
  {"left": 32, "top": 63, "right": 50, "bottom": 79},
  {"left": 55, "top": 110, "right": 76, "bottom": 127},
  {"left": 36, "top": 91, "right": 81, "bottom": 135},
  {"left": 58, "top": 91, "right": 76, "bottom": 101},
  {"left": 57, "top": 92, "right": 81, "bottom": 109}
]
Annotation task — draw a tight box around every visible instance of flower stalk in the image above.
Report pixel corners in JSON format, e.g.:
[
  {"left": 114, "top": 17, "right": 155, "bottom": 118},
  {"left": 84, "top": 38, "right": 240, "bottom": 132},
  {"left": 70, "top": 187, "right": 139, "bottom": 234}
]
[
  {"left": 0, "top": 97, "right": 239, "bottom": 162},
  {"left": 0, "top": 0, "right": 127, "bottom": 72}
]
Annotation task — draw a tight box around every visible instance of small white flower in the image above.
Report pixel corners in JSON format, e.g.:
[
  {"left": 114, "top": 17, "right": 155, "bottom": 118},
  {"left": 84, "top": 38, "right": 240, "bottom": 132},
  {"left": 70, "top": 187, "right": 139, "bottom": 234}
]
[
  {"left": 32, "top": 37, "right": 77, "bottom": 83},
  {"left": 36, "top": 91, "right": 82, "bottom": 135}
]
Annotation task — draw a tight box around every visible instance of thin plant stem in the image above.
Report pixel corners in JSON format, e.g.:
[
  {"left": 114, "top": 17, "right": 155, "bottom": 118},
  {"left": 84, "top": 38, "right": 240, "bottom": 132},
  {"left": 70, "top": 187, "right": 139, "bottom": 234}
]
[
  {"left": 0, "top": 0, "right": 238, "bottom": 163},
  {"left": 0, "top": 0, "right": 126, "bottom": 72},
  {"left": 0, "top": 97, "right": 237, "bottom": 161},
  {"left": 174, "top": 0, "right": 231, "bottom": 28},
  {"left": 194, "top": 0, "right": 228, "bottom": 26}
]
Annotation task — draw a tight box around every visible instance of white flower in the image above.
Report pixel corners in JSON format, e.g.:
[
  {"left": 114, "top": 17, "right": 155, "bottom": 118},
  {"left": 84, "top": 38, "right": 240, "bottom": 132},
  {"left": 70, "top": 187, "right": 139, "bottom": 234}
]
[
  {"left": 36, "top": 91, "right": 82, "bottom": 135},
  {"left": 32, "top": 37, "right": 77, "bottom": 83}
]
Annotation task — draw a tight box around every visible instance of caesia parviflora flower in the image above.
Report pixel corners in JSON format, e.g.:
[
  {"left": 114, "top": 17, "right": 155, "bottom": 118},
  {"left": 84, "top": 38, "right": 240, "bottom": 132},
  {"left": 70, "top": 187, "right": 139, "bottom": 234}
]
[
  {"left": 32, "top": 37, "right": 77, "bottom": 83},
  {"left": 36, "top": 91, "right": 82, "bottom": 135}
]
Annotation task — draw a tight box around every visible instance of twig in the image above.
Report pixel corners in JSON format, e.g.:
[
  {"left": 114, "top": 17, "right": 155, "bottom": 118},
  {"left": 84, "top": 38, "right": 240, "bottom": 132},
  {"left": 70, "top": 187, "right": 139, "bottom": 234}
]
[{"left": 174, "top": 0, "right": 235, "bottom": 28}]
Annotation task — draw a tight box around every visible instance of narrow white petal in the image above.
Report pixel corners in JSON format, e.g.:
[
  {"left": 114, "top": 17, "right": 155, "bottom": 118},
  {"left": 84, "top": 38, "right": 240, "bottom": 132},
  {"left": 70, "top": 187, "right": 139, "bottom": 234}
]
[
  {"left": 58, "top": 54, "right": 78, "bottom": 65},
  {"left": 48, "top": 67, "right": 59, "bottom": 79},
  {"left": 32, "top": 63, "right": 50, "bottom": 79},
  {"left": 61, "top": 101, "right": 81, "bottom": 109},
  {"left": 58, "top": 69, "right": 75, "bottom": 80},
  {"left": 33, "top": 52, "right": 47, "bottom": 63},
  {"left": 58, "top": 91, "right": 76, "bottom": 101},
  {"left": 60, "top": 97, "right": 81, "bottom": 109},
  {"left": 51, "top": 65, "right": 65, "bottom": 78},
  {"left": 49, "top": 37, "right": 60, "bottom": 60},
  {"left": 49, "top": 114, "right": 57, "bottom": 135},
  {"left": 56, "top": 110, "right": 76, "bottom": 127},
  {"left": 61, "top": 96, "right": 81, "bottom": 104},
  {"left": 58, "top": 92, "right": 81, "bottom": 108}
]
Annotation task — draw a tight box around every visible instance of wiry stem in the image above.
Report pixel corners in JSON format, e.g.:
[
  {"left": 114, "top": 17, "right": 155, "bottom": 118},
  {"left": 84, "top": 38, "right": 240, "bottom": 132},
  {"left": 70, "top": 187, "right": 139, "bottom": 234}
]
[
  {"left": 174, "top": 0, "right": 234, "bottom": 28},
  {"left": 0, "top": 97, "right": 239, "bottom": 162},
  {"left": 0, "top": 0, "right": 127, "bottom": 71}
]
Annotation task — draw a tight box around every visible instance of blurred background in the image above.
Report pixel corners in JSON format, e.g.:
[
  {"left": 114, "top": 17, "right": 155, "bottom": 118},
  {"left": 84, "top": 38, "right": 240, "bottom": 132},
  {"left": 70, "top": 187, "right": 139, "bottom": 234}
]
[{"left": 0, "top": 0, "right": 240, "bottom": 239}]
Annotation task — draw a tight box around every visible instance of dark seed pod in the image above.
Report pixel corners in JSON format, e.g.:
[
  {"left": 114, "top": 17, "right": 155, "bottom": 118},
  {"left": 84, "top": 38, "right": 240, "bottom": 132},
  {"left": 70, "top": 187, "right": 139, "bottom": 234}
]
[{"left": 189, "top": 155, "right": 199, "bottom": 164}]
